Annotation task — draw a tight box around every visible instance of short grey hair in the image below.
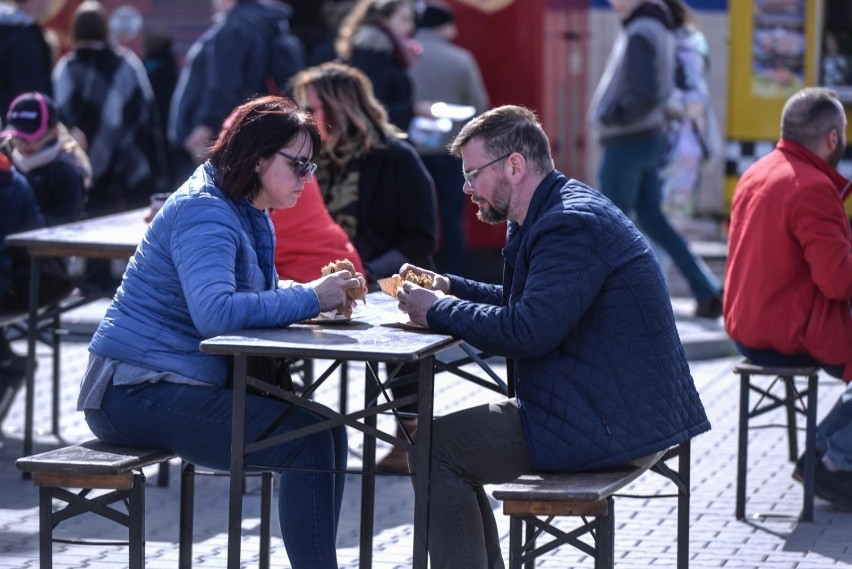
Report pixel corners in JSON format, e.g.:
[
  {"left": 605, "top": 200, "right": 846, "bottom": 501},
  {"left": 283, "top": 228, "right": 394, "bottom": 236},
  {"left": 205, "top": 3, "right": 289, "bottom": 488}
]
[
  {"left": 450, "top": 105, "right": 554, "bottom": 176},
  {"left": 781, "top": 88, "right": 845, "bottom": 150}
]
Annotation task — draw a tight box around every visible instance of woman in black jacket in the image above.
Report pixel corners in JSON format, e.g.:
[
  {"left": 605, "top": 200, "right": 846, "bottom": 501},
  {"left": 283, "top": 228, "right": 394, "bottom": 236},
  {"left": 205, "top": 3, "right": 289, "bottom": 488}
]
[{"left": 292, "top": 62, "right": 437, "bottom": 471}]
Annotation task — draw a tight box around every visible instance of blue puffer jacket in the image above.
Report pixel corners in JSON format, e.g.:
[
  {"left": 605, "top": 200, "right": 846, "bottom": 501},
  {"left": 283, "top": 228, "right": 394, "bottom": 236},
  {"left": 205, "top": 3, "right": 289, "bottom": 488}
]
[
  {"left": 89, "top": 162, "right": 320, "bottom": 385},
  {"left": 427, "top": 171, "right": 710, "bottom": 472}
]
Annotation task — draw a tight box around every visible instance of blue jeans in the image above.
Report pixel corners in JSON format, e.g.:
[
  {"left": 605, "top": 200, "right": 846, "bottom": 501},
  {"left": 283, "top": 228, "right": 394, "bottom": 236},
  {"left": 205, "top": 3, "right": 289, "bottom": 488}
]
[
  {"left": 734, "top": 342, "right": 850, "bottom": 470},
  {"left": 426, "top": 399, "right": 532, "bottom": 569},
  {"left": 85, "top": 380, "right": 347, "bottom": 569},
  {"left": 599, "top": 133, "right": 721, "bottom": 301}
]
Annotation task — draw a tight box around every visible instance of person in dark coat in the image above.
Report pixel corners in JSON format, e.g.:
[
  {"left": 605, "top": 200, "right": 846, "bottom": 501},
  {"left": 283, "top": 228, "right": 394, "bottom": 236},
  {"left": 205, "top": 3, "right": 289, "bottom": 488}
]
[
  {"left": 335, "top": 0, "right": 420, "bottom": 130},
  {"left": 397, "top": 105, "right": 711, "bottom": 568},
  {"left": 0, "top": 0, "right": 55, "bottom": 118},
  {"left": 3, "top": 92, "right": 86, "bottom": 227}
]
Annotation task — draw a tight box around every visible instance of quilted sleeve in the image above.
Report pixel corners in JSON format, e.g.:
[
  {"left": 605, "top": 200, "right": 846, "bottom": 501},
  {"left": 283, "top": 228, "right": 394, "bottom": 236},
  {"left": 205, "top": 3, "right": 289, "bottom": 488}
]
[{"left": 430, "top": 214, "right": 608, "bottom": 358}]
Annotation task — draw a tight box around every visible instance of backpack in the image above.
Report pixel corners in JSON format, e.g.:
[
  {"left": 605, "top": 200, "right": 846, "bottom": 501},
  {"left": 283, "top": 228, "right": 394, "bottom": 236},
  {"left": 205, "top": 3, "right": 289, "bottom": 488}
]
[{"left": 262, "top": 19, "right": 306, "bottom": 97}]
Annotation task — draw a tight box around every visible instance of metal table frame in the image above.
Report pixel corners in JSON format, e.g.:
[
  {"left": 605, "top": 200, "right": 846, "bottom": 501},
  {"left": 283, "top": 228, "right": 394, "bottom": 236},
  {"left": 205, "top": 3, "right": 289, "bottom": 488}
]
[{"left": 200, "top": 296, "right": 459, "bottom": 569}]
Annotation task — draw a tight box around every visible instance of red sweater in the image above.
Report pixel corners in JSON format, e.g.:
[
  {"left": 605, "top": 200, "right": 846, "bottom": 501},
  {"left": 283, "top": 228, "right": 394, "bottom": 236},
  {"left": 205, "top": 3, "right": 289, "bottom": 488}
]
[
  {"left": 270, "top": 179, "right": 364, "bottom": 283},
  {"left": 724, "top": 139, "right": 852, "bottom": 380}
]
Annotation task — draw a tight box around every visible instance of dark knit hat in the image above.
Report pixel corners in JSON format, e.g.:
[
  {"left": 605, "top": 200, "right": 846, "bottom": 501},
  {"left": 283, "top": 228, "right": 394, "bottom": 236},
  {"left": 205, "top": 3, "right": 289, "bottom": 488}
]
[
  {"left": 419, "top": 3, "right": 455, "bottom": 29},
  {"left": 3, "top": 92, "right": 58, "bottom": 141}
]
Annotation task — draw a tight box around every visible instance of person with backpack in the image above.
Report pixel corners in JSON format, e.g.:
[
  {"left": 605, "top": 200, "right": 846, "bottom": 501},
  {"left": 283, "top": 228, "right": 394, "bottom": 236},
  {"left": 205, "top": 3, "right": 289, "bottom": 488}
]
[{"left": 168, "top": 0, "right": 305, "bottom": 182}]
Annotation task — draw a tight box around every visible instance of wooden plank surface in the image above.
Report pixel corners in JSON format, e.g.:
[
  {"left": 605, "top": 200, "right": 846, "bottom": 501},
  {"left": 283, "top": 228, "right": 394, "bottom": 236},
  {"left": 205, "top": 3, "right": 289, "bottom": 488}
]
[
  {"left": 16, "top": 440, "right": 174, "bottom": 475},
  {"left": 5, "top": 209, "right": 148, "bottom": 259},
  {"left": 201, "top": 292, "right": 459, "bottom": 363}
]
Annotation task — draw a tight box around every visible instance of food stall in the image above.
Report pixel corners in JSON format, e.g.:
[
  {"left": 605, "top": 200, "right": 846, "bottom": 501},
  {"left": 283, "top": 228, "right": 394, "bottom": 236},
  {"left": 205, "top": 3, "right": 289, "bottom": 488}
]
[{"left": 725, "top": 0, "right": 852, "bottom": 215}]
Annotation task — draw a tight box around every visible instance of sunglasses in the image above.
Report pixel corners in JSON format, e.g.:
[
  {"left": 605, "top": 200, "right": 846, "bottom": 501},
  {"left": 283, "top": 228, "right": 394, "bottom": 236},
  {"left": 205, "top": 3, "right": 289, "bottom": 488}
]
[{"left": 277, "top": 151, "right": 317, "bottom": 179}]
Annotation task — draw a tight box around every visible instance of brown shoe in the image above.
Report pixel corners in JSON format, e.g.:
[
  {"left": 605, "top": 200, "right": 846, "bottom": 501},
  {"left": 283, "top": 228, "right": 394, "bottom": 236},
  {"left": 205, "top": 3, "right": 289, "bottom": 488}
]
[{"left": 376, "top": 419, "right": 416, "bottom": 473}]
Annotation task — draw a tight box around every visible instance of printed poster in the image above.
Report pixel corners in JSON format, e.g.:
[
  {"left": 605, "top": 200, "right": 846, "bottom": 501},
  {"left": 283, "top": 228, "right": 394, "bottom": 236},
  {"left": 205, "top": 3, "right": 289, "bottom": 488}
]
[{"left": 751, "top": 0, "right": 806, "bottom": 98}]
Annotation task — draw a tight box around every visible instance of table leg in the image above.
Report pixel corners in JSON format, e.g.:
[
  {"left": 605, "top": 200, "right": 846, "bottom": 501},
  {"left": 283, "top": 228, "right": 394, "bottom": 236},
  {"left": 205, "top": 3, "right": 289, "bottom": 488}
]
[
  {"left": 23, "top": 255, "right": 41, "bottom": 461},
  {"left": 412, "top": 357, "right": 434, "bottom": 569},
  {"left": 359, "top": 361, "right": 377, "bottom": 569},
  {"left": 227, "top": 354, "right": 248, "bottom": 569}
]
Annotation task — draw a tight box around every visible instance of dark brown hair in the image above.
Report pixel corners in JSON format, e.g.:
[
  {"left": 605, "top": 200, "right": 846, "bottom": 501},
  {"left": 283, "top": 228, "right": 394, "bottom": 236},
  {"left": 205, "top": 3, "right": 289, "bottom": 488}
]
[
  {"left": 72, "top": 0, "right": 108, "bottom": 43},
  {"left": 208, "top": 96, "right": 321, "bottom": 202},
  {"left": 450, "top": 105, "right": 554, "bottom": 175}
]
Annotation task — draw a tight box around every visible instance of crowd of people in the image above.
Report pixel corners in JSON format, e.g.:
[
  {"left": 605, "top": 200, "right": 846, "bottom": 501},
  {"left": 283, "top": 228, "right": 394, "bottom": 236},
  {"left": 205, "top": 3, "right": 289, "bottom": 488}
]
[{"left": 0, "top": 0, "right": 848, "bottom": 566}]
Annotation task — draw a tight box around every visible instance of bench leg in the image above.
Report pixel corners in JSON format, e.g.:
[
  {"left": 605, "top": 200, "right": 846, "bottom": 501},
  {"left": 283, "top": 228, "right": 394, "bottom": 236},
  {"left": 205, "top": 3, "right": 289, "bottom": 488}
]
[
  {"left": 128, "top": 472, "right": 145, "bottom": 569},
  {"left": 508, "top": 515, "right": 523, "bottom": 569},
  {"left": 51, "top": 314, "right": 61, "bottom": 437},
  {"left": 179, "top": 462, "right": 195, "bottom": 569},
  {"left": 595, "top": 497, "right": 614, "bottom": 569},
  {"left": 157, "top": 460, "right": 170, "bottom": 487},
  {"left": 39, "top": 487, "right": 53, "bottom": 569},
  {"left": 260, "top": 472, "right": 272, "bottom": 569},
  {"left": 736, "top": 372, "right": 750, "bottom": 520},
  {"left": 801, "top": 373, "right": 818, "bottom": 522},
  {"left": 677, "top": 440, "right": 691, "bottom": 569},
  {"left": 784, "top": 377, "right": 799, "bottom": 462},
  {"left": 524, "top": 521, "right": 535, "bottom": 569}
]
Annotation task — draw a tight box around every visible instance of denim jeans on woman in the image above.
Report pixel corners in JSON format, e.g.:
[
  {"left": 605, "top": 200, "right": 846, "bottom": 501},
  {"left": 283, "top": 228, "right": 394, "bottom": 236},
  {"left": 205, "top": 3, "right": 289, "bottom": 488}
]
[
  {"left": 426, "top": 399, "right": 531, "bottom": 569},
  {"left": 598, "top": 132, "right": 721, "bottom": 302},
  {"left": 85, "top": 380, "right": 347, "bottom": 569}
]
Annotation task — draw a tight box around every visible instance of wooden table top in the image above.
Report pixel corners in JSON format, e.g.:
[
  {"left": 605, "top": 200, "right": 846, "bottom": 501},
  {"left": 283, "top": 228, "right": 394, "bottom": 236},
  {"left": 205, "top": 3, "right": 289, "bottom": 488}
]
[
  {"left": 5, "top": 208, "right": 149, "bottom": 259},
  {"left": 201, "top": 292, "right": 458, "bottom": 363}
]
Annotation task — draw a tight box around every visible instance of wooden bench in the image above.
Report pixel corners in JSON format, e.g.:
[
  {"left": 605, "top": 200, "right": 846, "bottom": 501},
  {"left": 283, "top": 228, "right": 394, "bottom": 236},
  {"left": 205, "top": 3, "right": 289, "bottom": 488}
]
[
  {"left": 734, "top": 360, "right": 819, "bottom": 521},
  {"left": 16, "top": 440, "right": 177, "bottom": 569},
  {"left": 492, "top": 441, "right": 691, "bottom": 569}
]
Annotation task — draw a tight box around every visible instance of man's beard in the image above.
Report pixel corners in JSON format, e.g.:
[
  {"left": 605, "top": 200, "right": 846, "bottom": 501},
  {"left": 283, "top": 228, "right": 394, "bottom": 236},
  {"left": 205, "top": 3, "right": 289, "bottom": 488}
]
[{"left": 475, "top": 176, "right": 511, "bottom": 224}]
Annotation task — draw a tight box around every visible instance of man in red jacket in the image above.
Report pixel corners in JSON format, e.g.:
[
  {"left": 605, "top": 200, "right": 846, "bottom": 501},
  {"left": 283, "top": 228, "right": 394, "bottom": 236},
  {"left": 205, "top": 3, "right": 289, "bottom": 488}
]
[{"left": 724, "top": 87, "right": 852, "bottom": 506}]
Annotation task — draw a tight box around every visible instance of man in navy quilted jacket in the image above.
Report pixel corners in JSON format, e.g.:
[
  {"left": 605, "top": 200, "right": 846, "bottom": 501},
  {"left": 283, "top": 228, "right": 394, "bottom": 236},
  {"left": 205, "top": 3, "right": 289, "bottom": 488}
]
[{"left": 396, "top": 104, "right": 710, "bottom": 569}]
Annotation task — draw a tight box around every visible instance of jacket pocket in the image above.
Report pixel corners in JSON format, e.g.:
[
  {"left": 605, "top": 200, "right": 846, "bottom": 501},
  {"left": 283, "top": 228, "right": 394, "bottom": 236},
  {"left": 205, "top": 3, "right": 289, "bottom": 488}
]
[{"left": 568, "top": 376, "right": 612, "bottom": 436}]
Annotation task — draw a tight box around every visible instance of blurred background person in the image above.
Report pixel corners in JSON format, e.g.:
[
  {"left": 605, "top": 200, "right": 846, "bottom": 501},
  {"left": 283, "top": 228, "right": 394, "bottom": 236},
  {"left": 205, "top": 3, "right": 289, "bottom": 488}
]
[
  {"left": 335, "top": 0, "right": 420, "bottom": 131},
  {"left": 589, "top": 0, "right": 723, "bottom": 319},
  {"left": 53, "top": 0, "right": 167, "bottom": 218},
  {"left": 660, "top": 0, "right": 721, "bottom": 219},
  {"left": 169, "top": 0, "right": 304, "bottom": 182},
  {"left": 408, "top": 1, "right": 489, "bottom": 276},
  {"left": 3, "top": 92, "right": 86, "bottom": 227},
  {"left": 142, "top": 30, "right": 179, "bottom": 188},
  {"left": 271, "top": 177, "right": 365, "bottom": 283},
  {"left": 0, "top": 141, "right": 44, "bottom": 421},
  {"left": 0, "top": 0, "right": 55, "bottom": 118},
  {"left": 292, "top": 62, "right": 436, "bottom": 472}
]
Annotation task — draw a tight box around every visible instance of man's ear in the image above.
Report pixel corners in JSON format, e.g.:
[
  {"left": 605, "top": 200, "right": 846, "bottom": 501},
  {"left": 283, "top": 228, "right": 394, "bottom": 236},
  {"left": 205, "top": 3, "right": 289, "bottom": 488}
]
[{"left": 508, "top": 152, "right": 526, "bottom": 178}]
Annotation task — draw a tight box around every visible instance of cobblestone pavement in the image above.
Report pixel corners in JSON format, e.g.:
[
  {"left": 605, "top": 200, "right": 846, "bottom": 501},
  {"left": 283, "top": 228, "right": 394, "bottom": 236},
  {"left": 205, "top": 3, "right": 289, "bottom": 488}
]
[{"left": 1, "top": 310, "right": 850, "bottom": 568}]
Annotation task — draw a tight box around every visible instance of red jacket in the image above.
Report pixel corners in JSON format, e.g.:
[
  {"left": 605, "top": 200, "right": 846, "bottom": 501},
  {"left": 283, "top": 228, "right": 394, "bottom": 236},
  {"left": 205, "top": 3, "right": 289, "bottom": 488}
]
[
  {"left": 724, "top": 139, "right": 852, "bottom": 380},
  {"left": 270, "top": 179, "right": 364, "bottom": 283}
]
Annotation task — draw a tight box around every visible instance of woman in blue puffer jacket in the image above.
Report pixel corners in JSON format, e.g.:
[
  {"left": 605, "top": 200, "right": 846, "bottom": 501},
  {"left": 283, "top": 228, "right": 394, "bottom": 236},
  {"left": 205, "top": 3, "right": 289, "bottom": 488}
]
[{"left": 78, "top": 96, "right": 362, "bottom": 569}]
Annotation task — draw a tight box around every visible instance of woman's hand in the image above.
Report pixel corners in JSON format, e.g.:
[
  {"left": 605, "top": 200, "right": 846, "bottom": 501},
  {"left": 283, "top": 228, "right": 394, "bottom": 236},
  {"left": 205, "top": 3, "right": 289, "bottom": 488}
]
[
  {"left": 398, "top": 263, "right": 450, "bottom": 294},
  {"left": 307, "top": 270, "right": 363, "bottom": 313}
]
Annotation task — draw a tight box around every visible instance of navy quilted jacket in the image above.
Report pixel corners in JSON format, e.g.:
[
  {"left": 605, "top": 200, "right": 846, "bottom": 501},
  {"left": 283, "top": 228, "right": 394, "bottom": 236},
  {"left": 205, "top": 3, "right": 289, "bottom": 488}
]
[{"left": 427, "top": 171, "right": 710, "bottom": 472}]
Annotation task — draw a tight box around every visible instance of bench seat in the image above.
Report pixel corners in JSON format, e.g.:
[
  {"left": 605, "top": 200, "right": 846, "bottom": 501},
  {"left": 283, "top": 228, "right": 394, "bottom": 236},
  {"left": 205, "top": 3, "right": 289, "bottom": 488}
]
[
  {"left": 16, "top": 440, "right": 176, "bottom": 569},
  {"left": 492, "top": 442, "right": 691, "bottom": 569}
]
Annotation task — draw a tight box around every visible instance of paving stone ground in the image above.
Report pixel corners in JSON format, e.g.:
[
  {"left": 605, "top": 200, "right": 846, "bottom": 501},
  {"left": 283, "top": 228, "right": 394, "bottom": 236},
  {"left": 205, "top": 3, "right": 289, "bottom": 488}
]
[{"left": 1, "top": 305, "right": 850, "bottom": 568}]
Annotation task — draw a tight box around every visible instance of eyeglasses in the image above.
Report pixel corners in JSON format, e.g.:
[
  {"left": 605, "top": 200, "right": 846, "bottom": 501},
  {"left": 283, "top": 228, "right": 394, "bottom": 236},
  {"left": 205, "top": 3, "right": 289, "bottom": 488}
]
[
  {"left": 277, "top": 151, "right": 317, "bottom": 179},
  {"left": 462, "top": 152, "right": 513, "bottom": 188}
]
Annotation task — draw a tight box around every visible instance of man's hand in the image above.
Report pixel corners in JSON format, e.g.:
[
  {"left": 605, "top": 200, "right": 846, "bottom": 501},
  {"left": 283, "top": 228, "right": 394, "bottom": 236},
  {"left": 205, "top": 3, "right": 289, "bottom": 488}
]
[
  {"left": 398, "top": 263, "right": 450, "bottom": 294},
  {"left": 307, "top": 270, "right": 363, "bottom": 313},
  {"left": 397, "top": 281, "right": 444, "bottom": 327}
]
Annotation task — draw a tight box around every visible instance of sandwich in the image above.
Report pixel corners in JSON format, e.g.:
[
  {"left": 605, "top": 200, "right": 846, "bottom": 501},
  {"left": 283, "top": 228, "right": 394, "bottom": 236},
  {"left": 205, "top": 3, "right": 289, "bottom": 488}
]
[{"left": 321, "top": 259, "right": 367, "bottom": 317}]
